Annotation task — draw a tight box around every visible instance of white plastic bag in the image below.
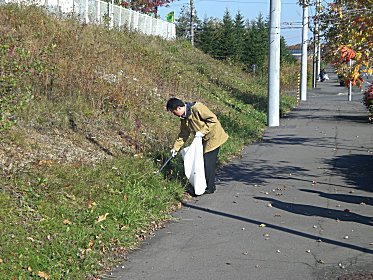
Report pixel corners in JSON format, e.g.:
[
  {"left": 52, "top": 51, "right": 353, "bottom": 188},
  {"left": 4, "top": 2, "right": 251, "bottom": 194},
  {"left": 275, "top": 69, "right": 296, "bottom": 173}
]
[{"left": 181, "top": 137, "right": 207, "bottom": 195}]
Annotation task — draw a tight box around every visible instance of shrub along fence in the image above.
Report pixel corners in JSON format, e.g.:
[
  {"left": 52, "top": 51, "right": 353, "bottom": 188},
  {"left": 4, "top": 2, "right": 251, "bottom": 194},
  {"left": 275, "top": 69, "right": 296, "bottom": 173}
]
[{"left": 0, "top": 0, "right": 176, "bottom": 40}]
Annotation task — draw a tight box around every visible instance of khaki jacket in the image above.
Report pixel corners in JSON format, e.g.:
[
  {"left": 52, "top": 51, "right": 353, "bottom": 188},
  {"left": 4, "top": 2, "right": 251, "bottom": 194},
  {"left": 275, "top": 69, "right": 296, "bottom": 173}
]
[{"left": 173, "top": 102, "right": 229, "bottom": 153}]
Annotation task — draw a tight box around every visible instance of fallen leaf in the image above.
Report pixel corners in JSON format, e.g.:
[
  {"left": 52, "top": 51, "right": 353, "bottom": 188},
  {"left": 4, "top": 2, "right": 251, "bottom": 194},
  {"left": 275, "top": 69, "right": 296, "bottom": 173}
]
[
  {"left": 65, "top": 194, "right": 76, "bottom": 201},
  {"left": 259, "top": 224, "right": 266, "bottom": 227},
  {"left": 38, "top": 271, "right": 50, "bottom": 279},
  {"left": 88, "top": 201, "right": 97, "bottom": 209},
  {"left": 96, "top": 213, "right": 109, "bottom": 223},
  {"left": 63, "top": 219, "right": 72, "bottom": 225}
]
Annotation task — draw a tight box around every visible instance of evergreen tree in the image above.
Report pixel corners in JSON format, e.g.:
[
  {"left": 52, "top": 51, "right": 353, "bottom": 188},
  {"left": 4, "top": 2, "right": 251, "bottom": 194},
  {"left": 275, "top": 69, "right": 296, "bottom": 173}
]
[
  {"left": 196, "top": 17, "right": 220, "bottom": 57},
  {"left": 242, "top": 14, "right": 269, "bottom": 73},
  {"left": 216, "top": 9, "right": 235, "bottom": 60},
  {"left": 175, "top": 5, "right": 190, "bottom": 39},
  {"left": 190, "top": 9, "right": 295, "bottom": 70},
  {"left": 280, "top": 37, "right": 296, "bottom": 64},
  {"left": 175, "top": 4, "right": 200, "bottom": 41},
  {"left": 232, "top": 11, "right": 246, "bottom": 62}
]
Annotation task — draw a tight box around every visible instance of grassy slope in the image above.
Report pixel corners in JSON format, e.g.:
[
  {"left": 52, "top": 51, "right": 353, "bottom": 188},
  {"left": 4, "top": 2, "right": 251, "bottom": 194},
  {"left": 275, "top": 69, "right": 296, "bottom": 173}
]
[{"left": 0, "top": 4, "right": 298, "bottom": 279}]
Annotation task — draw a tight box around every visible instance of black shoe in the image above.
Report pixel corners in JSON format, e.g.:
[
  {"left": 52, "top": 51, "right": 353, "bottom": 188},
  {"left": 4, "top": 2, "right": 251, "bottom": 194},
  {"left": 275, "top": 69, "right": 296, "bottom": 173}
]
[{"left": 204, "top": 189, "right": 215, "bottom": 194}]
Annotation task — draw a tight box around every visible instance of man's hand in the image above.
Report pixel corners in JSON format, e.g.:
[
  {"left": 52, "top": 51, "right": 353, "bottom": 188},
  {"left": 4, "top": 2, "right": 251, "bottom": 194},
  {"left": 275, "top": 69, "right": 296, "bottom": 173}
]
[
  {"left": 170, "top": 149, "right": 178, "bottom": 157},
  {"left": 195, "top": 131, "right": 204, "bottom": 138}
]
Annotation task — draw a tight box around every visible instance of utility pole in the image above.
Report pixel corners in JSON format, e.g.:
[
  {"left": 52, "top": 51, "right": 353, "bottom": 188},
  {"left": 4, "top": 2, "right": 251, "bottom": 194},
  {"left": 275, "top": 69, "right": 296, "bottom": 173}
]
[
  {"left": 316, "top": 0, "right": 321, "bottom": 84},
  {"left": 300, "top": 0, "right": 309, "bottom": 101},
  {"left": 267, "top": 0, "right": 281, "bottom": 127},
  {"left": 190, "top": 0, "right": 194, "bottom": 46},
  {"left": 312, "top": 0, "right": 321, "bottom": 88},
  {"left": 312, "top": 1, "right": 318, "bottom": 88}
]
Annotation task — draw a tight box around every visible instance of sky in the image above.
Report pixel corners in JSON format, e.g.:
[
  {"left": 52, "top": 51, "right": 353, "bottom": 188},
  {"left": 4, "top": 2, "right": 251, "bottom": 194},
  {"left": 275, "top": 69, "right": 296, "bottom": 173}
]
[{"left": 158, "top": 0, "right": 321, "bottom": 46}]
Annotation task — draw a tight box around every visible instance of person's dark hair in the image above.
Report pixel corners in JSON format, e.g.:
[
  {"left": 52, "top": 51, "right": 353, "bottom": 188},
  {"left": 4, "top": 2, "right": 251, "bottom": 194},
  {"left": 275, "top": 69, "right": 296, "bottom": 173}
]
[{"left": 166, "top": 98, "right": 184, "bottom": 111}]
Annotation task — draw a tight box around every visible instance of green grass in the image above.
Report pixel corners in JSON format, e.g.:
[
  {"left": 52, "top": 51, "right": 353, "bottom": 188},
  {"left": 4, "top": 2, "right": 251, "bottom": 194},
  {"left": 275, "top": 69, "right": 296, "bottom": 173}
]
[
  {"left": 0, "top": 4, "right": 299, "bottom": 279},
  {"left": 0, "top": 158, "right": 184, "bottom": 279}
]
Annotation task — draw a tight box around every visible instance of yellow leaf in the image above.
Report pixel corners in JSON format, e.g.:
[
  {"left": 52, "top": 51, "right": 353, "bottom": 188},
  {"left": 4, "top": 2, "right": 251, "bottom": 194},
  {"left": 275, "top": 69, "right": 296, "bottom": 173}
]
[
  {"left": 96, "top": 213, "right": 109, "bottom": 223},
  {"left": 259, "top": 223, "right": 267, "bottom": 227},
  {"left": 355, "top": 52, "right": 362, "bottom": 61},
  {"left": 63, "top": 219, "right": 72, "bottom": 225},
  {"left": 88, "top": 201, "right": 97, "bottom": 209},
  {"left": 38, "top": 271, "right": 50, "bottom": 279}
]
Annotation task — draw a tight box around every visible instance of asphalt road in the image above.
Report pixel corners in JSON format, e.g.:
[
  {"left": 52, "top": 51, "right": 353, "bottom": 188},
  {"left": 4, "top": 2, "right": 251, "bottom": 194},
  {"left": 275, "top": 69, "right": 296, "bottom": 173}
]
[{"left": 108, "top": 72, "right": 373, "bottom": 280}]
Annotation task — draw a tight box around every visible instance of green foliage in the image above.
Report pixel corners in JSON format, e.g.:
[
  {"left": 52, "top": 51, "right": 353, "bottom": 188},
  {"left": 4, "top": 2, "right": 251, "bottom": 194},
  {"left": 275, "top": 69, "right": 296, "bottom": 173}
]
[
  {"left": 181, "top": 11, "right": 296, "bottom": 73},
  {"left": 232, "top": 11, "right": 246, "bottom": 62},
  {"left": 243, "top": 14, "right": 270, "bottom": 73},
  {"left": 0, "top": 158, "right": 184, "bottom": 279},
  {"left": 196, "top": 16, "right": 219, "bottom": 56},
  {"left": 0, "top": 42, "right": 33, "bottom": 130},
  {"left": 175, "top": 4, "right": 201, "bottom": 40},
  {"left": 216, "top": 9, "right": 235, "bottom": 60}
]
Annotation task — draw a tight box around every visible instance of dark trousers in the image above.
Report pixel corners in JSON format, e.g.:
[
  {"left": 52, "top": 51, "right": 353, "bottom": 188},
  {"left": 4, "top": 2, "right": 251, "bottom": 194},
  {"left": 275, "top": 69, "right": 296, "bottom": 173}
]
[{"left": 203, "top": 147, "right": 220, "bottom": 192}]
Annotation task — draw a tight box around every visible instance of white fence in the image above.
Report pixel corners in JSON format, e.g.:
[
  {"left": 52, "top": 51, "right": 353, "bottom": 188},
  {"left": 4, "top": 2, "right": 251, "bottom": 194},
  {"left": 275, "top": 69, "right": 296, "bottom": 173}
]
[{"left": 0, "top": 0, "right": 176, "bottom": 40}]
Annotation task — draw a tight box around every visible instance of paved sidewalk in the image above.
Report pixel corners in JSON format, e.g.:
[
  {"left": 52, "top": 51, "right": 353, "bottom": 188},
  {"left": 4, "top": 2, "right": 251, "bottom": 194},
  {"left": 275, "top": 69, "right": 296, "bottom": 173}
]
[{"left": 109, "top": 75, "right": 373, "bottom": 280}]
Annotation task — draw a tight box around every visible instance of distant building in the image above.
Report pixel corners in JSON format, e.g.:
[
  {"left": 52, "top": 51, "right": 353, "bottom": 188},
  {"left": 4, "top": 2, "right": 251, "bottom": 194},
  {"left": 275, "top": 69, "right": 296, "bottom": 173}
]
[
  {"left": 288, "top": 49, "right": 302, "bottom": 60},
  {"left": 287, "top": 43, "right": 312, "bottom": 60}
]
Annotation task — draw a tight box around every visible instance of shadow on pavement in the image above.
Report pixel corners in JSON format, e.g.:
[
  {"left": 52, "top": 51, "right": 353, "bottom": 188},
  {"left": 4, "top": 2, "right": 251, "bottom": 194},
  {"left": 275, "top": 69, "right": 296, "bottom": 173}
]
[
  {"left": 333, "top": 115, "right": 370, "bottom": 123},
  {"left": 272, "top": 175, "right": 351, "bottom": 188},
  {"left": 217, "top": 159, "right": 308, "bottom": 186},
  {"left": 254, "top": 196, "right": 373, "bottom": 227},
  {"left": 300, "top": 189, "right": 373, "bottom": 206},
  {"left": 183, "top": 203, "right": 373, "bottom": 255},
  {"left": 260, "top": 135, "right": 368, "bottom": 153},
  {"left": 324, "top": 154, "right": 373, "bottom": 193}
]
